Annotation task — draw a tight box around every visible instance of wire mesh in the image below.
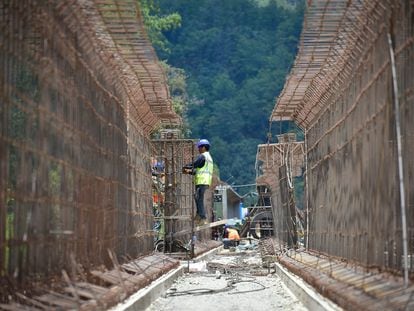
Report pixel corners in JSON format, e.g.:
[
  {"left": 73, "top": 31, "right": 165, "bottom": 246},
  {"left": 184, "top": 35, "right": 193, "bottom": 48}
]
[
  {"left": 0, "top": 0, "right": 180, "bottom": 294},
  {"left": 272, "top": 0, "right": 414, "bottom": 275},
  {"left": 151, "top": 139, "right": 195, "bottom": 251},
  {"left": 151, "top": 139, "right": 213, "bottom": 251},
  {"left": 255, "top": 136, "right": 305, "bottom": 250}
]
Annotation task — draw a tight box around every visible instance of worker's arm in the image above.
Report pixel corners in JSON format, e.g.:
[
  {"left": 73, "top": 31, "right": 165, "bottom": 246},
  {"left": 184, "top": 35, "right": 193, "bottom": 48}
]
[{"left": 182, "top": 154, "right": 206, "bottom": 173}]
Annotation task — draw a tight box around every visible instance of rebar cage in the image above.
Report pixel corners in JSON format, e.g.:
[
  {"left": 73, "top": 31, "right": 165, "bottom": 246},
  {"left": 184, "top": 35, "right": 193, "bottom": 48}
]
[
  {"left": 151, "top": 139, "right": 214, "bottom": 251},
  {"left": 272, "top": 0, "right": 414, "bottom": 274},
  {"left": 255, "top": 137, "right": 305, "bottom": 249},
  {"left": 0, "top": 0, "right": 179, "bottom": 293},
  {"left": 151, "top": 139, "right": 195, "bottom": 252}
]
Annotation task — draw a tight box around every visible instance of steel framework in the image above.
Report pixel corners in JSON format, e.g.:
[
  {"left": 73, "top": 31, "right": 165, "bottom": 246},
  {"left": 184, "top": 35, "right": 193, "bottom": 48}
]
[
  {"left": 0, "top": 0, "right": 180, "bottom": 297},
  {"left": 272, "top": 0, "right": 414, "bottom": 276}
]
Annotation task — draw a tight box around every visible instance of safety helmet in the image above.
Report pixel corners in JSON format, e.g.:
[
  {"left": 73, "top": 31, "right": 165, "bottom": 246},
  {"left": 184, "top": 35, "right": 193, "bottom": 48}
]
[{"left": 197, "top": 139, "right": 210, "bottom": 148}]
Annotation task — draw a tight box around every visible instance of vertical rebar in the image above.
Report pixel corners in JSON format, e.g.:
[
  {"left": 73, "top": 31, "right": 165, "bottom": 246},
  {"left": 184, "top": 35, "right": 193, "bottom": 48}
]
[
  {"left": 191, "top": 142, "right": 195, "bottom": 258},
  {"left": 387, "top": 32, "right": 409, "bottom": 287},
  {"left": 304, "top": 128, "right": 310, "bottom": 250}
]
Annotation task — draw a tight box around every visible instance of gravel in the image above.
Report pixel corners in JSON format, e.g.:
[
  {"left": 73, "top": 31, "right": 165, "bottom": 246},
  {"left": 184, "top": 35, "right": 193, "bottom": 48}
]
[{"left": 146, "top": 249, "right": 308, "bottom": 311}]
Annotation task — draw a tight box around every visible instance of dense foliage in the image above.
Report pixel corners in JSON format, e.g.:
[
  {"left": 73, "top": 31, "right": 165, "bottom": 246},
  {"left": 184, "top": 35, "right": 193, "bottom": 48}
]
[{"left": 150, "top": 0, "right": 304, "bottom": 187}]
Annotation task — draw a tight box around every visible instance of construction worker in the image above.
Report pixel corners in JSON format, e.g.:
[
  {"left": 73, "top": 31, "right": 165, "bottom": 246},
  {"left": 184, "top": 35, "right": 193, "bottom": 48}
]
[
  {"left": 183, "top": 139, "right": 214, "bottom": 226},
  {"left": 223, "top": 226, "right": 240, "bottom": 249}
]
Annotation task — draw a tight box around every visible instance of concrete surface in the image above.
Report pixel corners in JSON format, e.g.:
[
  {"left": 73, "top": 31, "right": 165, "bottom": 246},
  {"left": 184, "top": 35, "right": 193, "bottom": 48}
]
[{"left": 111, "top": 245, "right": 342, "bottom": 311}]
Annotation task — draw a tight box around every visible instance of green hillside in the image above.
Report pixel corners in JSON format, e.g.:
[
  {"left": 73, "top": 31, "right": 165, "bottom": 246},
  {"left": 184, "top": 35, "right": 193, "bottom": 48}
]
[{"left": 150, "top": 0, "right": 304, "bottom": 188}]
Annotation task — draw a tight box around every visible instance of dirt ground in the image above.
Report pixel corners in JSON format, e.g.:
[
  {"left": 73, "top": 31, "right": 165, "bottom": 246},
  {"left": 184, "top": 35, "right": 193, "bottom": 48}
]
[{"left": 146, "top": 246, "right": 308, "bottom": 311}]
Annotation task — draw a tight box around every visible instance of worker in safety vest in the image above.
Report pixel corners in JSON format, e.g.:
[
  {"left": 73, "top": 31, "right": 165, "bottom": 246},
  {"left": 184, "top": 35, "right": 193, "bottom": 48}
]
[
  {"left": 183, "top": 139, "right": 214, "bottom": 226},
  {"left": 223, "top": 227, "right": 240, "bottom": 249}
]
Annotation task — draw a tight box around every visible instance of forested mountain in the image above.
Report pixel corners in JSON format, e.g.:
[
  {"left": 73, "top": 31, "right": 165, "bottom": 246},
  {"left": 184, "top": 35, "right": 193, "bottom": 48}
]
[{"left": 151, "top": 0, "right": 304, "bottom": 187}]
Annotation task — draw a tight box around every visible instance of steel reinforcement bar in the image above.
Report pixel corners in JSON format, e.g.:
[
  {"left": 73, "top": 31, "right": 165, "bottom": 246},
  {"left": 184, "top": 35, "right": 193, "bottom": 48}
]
[
  {"left": 0, "top": 0, "right": 180, "bottom": 298},
  {"left": 272, "top": 0, "right": 414, "bottom": 276}
]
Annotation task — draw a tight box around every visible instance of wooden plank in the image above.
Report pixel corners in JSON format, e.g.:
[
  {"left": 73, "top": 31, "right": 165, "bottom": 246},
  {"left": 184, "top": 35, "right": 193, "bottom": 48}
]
[
  {"left": 91, "top": 270, "right": 119, "bottom": 285},
  {"left": 15, "top": 293, "right": 53, "bottom": 310},
  {"left": 173, "top": 219, "right": 229, "bottom": 237},
  {"left": 122, "top": 262, "right": 160, "bottom": 274},
  {"left": 64, "top": 284, "right": 105, "bottom": 300},
  {"left": 0, "top": 303, "right": 32, "bottom": 311},
  {"left": 74, "top": 282, "right": 108, "bottom": 295},
  {"left": 119, "top": 254, "right": 179, "bottom": 282},
  {"left": 91, "top": 270, "right": 144, "bottom": 286},
  {"left": 141, "top": 254, "right": 175, "bottom": 266},
  {"left": 154, "top": 215, "right": 191, "bottom": 220},
  {"left": 35, "top": 293, "right": 77, "bottom": 308},
  {"left": 195, "top": 219, "right": 228, "bottom": 231}
]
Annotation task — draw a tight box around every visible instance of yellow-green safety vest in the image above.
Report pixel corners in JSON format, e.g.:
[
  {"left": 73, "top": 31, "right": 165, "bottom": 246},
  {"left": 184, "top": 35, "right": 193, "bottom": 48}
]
[{"left": 195, "top": 151, "right": 213, "bottom": 186}]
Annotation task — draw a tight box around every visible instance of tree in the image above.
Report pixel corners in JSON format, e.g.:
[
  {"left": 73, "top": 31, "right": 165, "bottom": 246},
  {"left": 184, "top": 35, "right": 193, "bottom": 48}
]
[
  {"left": 139, "top": 0, "right": 181, "bottom": 53},
  {"left": 153, "top": 0, "right": 304, "bottom": 184}
]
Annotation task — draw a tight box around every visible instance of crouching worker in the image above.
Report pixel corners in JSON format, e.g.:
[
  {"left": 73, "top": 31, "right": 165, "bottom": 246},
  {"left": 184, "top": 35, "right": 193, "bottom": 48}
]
[{"left": 223, "top": 227, "right": 240, "bottom": 249}]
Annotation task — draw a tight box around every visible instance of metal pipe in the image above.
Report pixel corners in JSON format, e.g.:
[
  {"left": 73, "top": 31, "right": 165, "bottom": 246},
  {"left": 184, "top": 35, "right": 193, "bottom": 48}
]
[{"left": 387, "top": 32, "right": 409, "bottom": 287}]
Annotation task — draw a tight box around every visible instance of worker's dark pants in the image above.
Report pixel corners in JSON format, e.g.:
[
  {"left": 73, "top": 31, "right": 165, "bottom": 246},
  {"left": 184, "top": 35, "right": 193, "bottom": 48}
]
[
  {"left": 223, "top": 239, "right": 239, "bottom": 249},
  {"left": 195, "top": 184, "right": 208, "bottom": 219}
]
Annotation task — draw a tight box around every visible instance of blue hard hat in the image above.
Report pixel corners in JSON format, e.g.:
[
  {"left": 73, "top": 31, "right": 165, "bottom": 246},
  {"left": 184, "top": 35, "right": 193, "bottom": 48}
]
[{"left": 197, "top": 139, "right": 210, "bottom": 148}]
